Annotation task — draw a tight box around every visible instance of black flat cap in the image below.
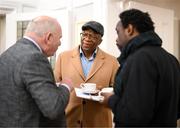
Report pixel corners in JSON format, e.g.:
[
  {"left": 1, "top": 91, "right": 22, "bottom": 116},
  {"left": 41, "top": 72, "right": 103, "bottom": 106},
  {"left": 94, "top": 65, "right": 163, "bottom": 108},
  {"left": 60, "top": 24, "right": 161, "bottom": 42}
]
[{"left": 82, "top": 21, "right": 104, "bottom": 37}]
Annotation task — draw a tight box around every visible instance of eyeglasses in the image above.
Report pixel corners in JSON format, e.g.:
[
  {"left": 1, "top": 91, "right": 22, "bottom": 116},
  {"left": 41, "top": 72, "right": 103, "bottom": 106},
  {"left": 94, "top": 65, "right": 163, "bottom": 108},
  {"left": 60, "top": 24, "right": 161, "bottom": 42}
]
[{"left": 80, "top": 32, "right": 99, "bottom": 40}]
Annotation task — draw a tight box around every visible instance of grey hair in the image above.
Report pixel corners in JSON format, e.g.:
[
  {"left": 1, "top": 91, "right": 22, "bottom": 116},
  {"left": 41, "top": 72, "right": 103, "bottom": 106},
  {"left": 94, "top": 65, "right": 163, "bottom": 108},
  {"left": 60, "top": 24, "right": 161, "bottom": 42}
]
[{"left": 25, "top": 18, "right": 57, "bottom": 37}]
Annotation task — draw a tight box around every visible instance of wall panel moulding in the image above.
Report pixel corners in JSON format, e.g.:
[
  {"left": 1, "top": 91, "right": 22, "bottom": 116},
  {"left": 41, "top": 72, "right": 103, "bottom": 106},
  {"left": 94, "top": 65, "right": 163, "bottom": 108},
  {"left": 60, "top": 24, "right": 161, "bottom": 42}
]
[{"left": 0, "top": 6, "right": 14, "bottom": 14}]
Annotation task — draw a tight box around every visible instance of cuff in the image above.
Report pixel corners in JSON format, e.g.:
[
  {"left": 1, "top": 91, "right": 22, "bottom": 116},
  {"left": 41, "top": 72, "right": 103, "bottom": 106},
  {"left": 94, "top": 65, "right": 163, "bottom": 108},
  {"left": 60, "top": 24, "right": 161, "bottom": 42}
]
[{"left": 61, "top": 83, "right": 71, "bottom": 92}]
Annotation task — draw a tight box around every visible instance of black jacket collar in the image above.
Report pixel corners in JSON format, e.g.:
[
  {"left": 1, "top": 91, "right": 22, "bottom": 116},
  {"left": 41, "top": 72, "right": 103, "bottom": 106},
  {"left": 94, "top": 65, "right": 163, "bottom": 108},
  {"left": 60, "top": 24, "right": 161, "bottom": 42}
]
[{"left": 118, "top": 31, "right": 162, "bottom": 64}]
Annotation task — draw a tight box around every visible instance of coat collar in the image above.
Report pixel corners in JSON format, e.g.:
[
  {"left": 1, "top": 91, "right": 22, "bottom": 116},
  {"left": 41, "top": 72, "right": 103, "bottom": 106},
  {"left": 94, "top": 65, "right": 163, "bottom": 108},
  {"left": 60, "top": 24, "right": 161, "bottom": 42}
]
[
  {"left": 23, "top": 36, "right": 42, "bottom": 53},
  {"left": 118, "top": 31, "right": 162, "bottom": 64}
]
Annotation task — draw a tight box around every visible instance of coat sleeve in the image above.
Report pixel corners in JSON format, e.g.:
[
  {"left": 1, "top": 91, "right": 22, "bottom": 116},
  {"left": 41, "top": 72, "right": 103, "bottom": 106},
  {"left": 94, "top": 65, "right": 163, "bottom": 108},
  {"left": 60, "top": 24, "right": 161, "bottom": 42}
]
[
  {"left": 176, "top": 58, "right": 180, "bottom": 120},
  {"left": 110, "top": 58, "right": 120, "bottom": 87},
  {"left": 21, "top": 53, "right": 70, "bottom": 120},
  {"left": 178, "top": 87, "right": 180, "bottom": 119},
  {"left": 178, "top": 101, "right": 180, "bottom": 119},
  {"left": 108, "top": 53, "right": 157, "bottom": 126}
]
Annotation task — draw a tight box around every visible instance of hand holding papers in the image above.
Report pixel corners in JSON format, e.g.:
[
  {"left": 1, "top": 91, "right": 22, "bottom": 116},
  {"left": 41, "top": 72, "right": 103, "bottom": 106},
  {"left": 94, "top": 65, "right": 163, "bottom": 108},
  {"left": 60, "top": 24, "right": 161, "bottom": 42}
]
[
  {"left": 75, "top": 86, "right": 113, "bottom": 102},
  {"left": 75, "top": 88, "right": 103, "bottom": 101}
]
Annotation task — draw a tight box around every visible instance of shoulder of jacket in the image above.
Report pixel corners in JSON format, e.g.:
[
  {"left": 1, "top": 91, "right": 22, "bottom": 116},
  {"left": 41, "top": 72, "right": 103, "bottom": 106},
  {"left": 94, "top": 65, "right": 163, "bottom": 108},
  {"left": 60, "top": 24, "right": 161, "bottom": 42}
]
[
  {"left": 58, "top": 47, "right": 78, "bottom": 57},
  {"left": 99, "top": 48, "right": 117, "bottom": 60}
]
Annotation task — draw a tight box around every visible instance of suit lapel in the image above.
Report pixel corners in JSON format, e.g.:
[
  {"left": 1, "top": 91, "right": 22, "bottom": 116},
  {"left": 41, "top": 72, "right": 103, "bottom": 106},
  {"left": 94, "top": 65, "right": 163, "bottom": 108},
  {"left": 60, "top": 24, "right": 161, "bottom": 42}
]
[
  {"left": 71, "top": 47, "right": 86, "bottom": 80},
  {"left": 86, "top": 49, "right": 105, "bottom": 81}
]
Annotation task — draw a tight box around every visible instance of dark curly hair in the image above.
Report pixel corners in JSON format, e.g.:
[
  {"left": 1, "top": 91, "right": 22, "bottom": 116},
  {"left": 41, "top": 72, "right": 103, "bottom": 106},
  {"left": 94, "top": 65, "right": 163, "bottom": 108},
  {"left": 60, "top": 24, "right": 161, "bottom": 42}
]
[{"left": 119, "top": 9, "right": 155, "bottom": 33}]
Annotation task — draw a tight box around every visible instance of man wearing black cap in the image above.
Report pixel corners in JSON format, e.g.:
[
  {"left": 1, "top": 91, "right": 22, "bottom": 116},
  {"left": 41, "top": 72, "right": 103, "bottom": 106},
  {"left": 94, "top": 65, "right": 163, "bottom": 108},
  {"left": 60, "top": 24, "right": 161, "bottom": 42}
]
[{"left": 54, "top": 21, "right": 119, "bottom": 127}]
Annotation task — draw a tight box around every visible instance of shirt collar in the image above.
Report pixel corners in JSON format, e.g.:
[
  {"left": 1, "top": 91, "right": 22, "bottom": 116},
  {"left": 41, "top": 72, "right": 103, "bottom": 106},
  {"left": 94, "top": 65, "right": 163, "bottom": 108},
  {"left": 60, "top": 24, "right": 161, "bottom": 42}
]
[
  {"left": 79, "top": 46, "right": 97, "bottom": 60},
  {"left": 23, "top": 36, "right": 42, "bottom": 53}
]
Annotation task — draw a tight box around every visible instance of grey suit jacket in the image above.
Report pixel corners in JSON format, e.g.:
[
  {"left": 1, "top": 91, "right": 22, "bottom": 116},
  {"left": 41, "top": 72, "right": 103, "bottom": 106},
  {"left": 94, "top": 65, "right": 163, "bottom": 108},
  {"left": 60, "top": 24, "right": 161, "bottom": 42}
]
[{"left": 0, "top": 38, "right": 70, "bottom": 127}]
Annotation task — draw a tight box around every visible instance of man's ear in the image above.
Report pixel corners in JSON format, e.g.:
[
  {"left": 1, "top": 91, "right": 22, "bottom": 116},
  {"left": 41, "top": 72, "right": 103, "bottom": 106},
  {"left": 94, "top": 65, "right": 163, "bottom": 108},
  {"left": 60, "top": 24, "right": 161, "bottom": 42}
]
[
  {"left": 126, "top": 24, "right": 135, "bottom": 36},
  {"left": 45, "top": 32, "right": 52, "bottom": 43},
  {"left": 98, "top": 38, "right": 102, "bottom": 45}
]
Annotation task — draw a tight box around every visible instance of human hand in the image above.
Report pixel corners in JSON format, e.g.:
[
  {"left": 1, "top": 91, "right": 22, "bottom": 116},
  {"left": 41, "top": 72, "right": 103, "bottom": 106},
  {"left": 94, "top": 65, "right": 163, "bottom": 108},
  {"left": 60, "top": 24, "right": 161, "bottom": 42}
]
[
  {"left": 99, "top": 92, "right": 114, "bottom": 107},
  {"left": 61, "top": 78, "right": 74, "bottom": 92}
]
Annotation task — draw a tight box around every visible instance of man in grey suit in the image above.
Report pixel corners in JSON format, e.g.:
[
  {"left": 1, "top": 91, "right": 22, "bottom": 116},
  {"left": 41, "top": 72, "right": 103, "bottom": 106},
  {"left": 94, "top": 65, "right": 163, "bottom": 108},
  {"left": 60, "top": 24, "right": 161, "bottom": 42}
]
[{"left": 0, "top": 16, "right": 73, "bottom": 127}]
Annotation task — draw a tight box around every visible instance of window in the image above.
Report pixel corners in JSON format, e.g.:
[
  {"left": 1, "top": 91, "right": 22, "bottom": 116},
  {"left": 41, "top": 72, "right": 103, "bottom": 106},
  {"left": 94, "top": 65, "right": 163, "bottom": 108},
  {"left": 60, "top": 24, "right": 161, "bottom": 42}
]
[{"left": 17, "top": 21, "right": 29, "bottom": 40}]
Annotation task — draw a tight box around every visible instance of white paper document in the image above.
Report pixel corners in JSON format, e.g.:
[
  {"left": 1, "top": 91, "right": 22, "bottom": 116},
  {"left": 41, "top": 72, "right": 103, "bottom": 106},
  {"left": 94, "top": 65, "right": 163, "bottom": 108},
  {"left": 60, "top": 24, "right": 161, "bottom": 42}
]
[{"left": 74, "top": 88, "right": 104, "bottom": 101}]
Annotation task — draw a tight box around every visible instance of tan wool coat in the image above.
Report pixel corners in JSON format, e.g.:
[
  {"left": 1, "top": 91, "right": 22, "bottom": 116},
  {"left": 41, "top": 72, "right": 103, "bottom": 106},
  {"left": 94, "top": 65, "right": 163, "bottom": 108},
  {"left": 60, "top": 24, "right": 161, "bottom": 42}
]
[{"left": 54, "top": 46, "right": 119, "bottom": 127}]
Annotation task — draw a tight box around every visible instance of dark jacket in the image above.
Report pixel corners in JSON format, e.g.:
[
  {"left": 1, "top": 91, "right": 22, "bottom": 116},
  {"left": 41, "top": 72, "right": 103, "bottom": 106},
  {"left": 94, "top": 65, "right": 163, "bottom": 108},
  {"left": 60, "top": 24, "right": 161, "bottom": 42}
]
[
  {"left": 0, "top": 38, "right": 70, "bottom": 127},
  {"left": 109, "top": 31, "right": 180, "bottom": 127}
]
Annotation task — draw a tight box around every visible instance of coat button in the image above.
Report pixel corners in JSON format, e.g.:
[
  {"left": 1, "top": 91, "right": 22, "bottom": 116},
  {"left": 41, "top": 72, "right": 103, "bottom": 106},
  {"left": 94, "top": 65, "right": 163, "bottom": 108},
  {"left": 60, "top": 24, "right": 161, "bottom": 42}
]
[
  {"left": 77, "top": 120, "right": 81, "bottom": 124},
  {"left": 82, "top": 100, "right": 86, "bottom": 105}
]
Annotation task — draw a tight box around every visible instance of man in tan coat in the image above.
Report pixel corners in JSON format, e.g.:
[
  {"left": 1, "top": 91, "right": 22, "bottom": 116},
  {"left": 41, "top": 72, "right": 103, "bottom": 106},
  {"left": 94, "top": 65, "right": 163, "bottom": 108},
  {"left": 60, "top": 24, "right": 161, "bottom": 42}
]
[{"left": 54, "top": 21, "right": 119, "bottom": 127}]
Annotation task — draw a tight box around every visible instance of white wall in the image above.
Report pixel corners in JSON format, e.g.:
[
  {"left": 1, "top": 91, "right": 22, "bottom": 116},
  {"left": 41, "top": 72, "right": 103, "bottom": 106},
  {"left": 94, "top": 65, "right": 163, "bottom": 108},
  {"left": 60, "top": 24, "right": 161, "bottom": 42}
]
[
  {"left": 102, "top": 0, "right": 122, "bottom": 57},
  {"left": 6, "top": 12, "right": 17, "bottom": 51}
]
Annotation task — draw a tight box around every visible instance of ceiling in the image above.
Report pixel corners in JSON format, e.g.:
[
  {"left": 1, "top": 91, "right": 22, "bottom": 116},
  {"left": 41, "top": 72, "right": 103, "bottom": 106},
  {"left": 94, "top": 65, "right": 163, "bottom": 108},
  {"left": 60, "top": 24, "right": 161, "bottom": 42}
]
[
  {"left": 1, "top": 0, "right": 179, "bottom": 6},
  {"left": 0, "top": 0, "right": 39, "bottom": 8},
  {"left": 0, "top": 0, "right": 70, "bottom": 8},
  {"left": 0, "top": 0, "right": 70, "bottom": 15},
  {"left": 0, "top": 0, "right": 38, "bottom": 15},
  {"left": 0, "top": 0, "right": 180, "bottom": 17}
]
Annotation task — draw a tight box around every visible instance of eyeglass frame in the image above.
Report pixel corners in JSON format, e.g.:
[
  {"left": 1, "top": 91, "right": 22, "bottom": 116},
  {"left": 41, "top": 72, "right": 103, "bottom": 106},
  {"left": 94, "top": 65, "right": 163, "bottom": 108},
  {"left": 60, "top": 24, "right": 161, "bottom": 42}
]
[{"left": 80, "top": 32, "right": 101, "bottom": 41}]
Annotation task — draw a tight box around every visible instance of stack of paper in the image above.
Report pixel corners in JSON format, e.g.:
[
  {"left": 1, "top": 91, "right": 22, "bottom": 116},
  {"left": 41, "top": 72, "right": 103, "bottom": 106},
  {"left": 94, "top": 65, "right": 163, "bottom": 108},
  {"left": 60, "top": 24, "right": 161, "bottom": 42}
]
[{"left": 74, "top": 88, "right": 104, "bottom": 101}]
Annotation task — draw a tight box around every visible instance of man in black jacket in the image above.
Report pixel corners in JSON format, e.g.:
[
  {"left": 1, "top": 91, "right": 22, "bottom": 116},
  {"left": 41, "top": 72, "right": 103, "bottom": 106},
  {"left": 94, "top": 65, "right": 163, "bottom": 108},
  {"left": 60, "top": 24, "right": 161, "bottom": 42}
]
[{"left": 101, "top": 9, "right": 180, "bottom": 127}]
